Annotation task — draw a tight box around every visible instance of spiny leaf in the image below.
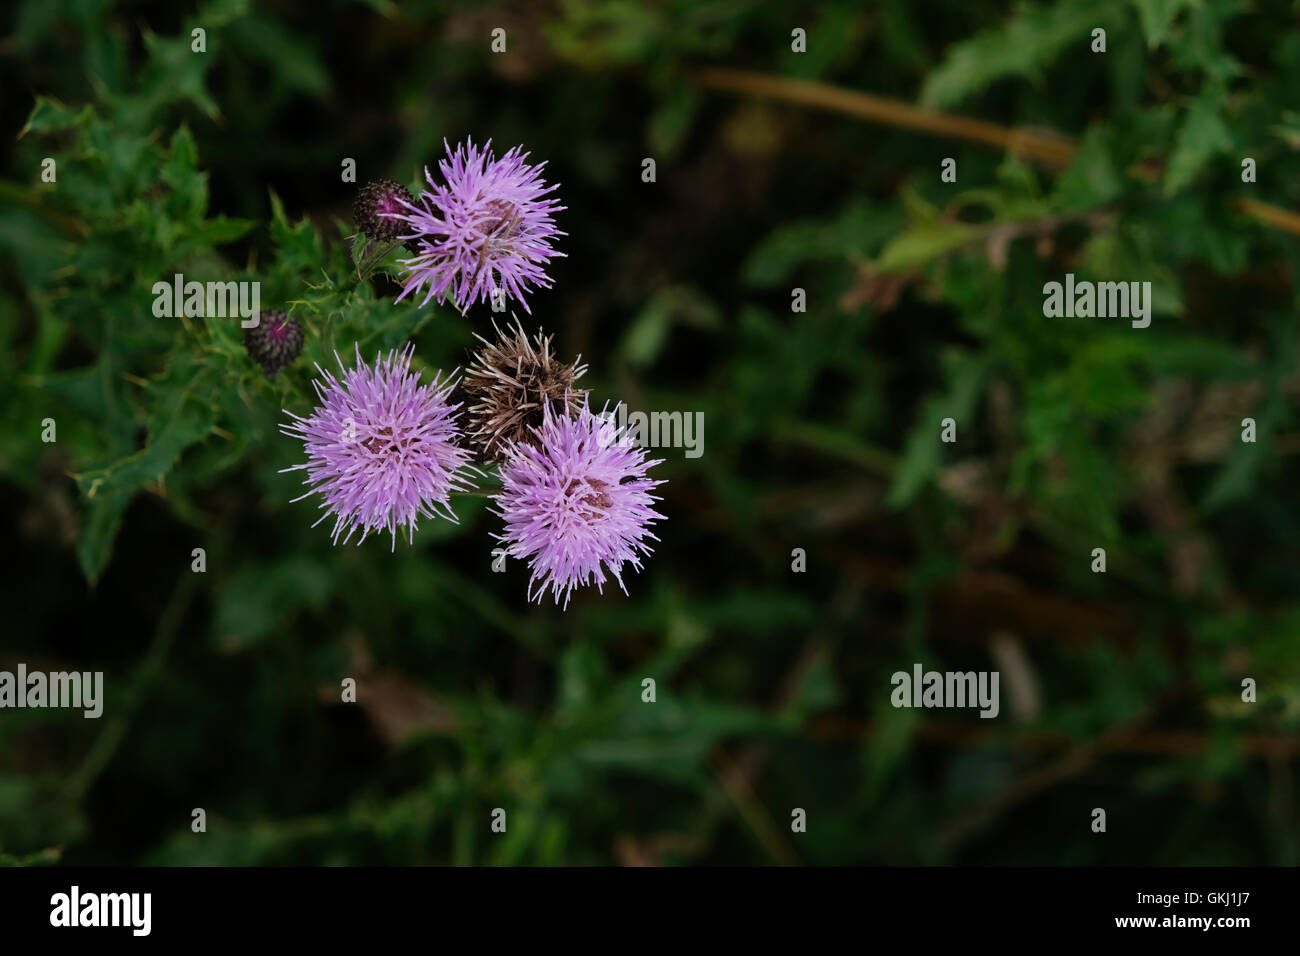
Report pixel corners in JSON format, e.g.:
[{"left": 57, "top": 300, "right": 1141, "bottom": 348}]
[
  {"left": 1131, "top": 0, "right": 1197, "bottom": 49},
  {"left": 1164, "top": 96, "right": 1232, "bottom": 195},
  {"left": 19, "top": 97, "right": 93, "bottom": 138},
  {"left": 921, "top": 0, "right": 1122, "bottom": 109}
]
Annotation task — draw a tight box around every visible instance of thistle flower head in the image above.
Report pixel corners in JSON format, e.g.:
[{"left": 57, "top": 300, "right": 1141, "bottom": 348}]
[
  {"left": 244, "top": 309, "right": 304, "bottom": 378},
  {"left": 463, "top": 318, "right": 588, "bottom": 461},
  {"left": 493, "top": 401, "right": 665, "bottom": 608},
  {"left": 392, "top": 138, "right": 565, "bottom": 314},
  {"left": 281, "top": 345, "right": 475, "bottom": 549},
  {"left": 353, "top": 179, "right": 415, "bottom": 242}
]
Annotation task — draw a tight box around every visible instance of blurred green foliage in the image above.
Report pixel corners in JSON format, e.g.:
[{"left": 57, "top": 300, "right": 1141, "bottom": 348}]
[{"left": 1, "top": 0, "right": 1299, "bottom": 865}]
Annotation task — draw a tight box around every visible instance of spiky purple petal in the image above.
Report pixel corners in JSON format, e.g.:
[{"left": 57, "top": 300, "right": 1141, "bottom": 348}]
[
  {"left": 390, "top": 138, "right": 565, "bottom": 314},
  {"left": 281, "top": 345, "right": 475, "bottom": 549},
  {"left": 493, "top": 401, "right": 665, "bottom": 608}
]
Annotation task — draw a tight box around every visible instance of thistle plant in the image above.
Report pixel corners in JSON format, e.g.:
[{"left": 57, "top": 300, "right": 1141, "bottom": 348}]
[
  {"left": 281, "top": 345, "right": 476, "bottom": 550},
  {"left": 492, "top": 401, "right": 666, "bottom": 609},
  {"left": 389, "top": 138, "right": 565, "bottom": 314},
  {"left": 462, "top": 317, "right": 588, "bottom": 461},
  {"left": 244, "top": 309, "right": 304, "bottom": 378},
  {"left": 280, "top": 140, "right": 662, "bottom": 606},
  {"left": 353, "top": 179, "right": 415, "bottom": 243}
]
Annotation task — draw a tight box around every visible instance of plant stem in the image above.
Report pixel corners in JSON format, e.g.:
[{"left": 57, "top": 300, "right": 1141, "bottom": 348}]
[
  {"left": 354, "top": 238, "right": 404, "bottom": 285},
  {"left": 692, "top": 66, "right": 1300, "bottom": 236},
  {"left": 323, "top": 312, "right": 336, "bottom": 357}
]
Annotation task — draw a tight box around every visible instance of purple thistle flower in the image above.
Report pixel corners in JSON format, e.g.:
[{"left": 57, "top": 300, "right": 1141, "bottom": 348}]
[
  {"left": 493, "top": 401, "right": 665, "bottom": 609},
  {"left": 244, "top": 308, "right": 304, "bottom": 377},
  {"left": 390, "top": 138, "right": 565, "bottom": 314},
  {"left": 280, "top": 344, "right": 475, "bottom": 549}
]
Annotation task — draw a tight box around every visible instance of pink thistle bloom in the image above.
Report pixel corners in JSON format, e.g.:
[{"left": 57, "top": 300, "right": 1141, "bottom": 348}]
[
  {"left": 389, "top": 138, "right": 565, "bottom": 314},
  {"left": 493, "top": 401, "right": 665, "bottom": 608},
  {"left": 281, "top": 345, "right": 475, "bottom": 549}
]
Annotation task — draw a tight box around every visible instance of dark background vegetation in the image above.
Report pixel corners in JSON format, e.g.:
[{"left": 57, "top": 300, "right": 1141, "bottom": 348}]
[{"left": 2, "top": 0, "right": 1299, "bottom": 865}]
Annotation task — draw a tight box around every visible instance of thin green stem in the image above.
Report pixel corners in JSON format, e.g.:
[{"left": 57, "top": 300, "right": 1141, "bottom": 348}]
[
  {"left": 771, "top": 420, "right": 897, "bottom": 477},
  {"left": 323, "top": 311, "right": 337, "bottom": 356},
  {"left": 451, "top": 488, "right": 499, "bottom": 499},
  {"left": 67, "top": 574, "right": 198, "bottom": 803},
  {"left": 357, "top": 308, "right": 411, "bottom": 349},
  {"left": 354, "top": 238, "right": 404, "bottom": 285}
]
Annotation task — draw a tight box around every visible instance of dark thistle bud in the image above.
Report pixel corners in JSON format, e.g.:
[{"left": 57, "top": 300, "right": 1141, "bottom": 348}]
[
  {"left": 353, "top": 179, "right": 414, "bottom": 242},
  {"left": 244, "top": 309, "right": 304, "bottom": 378},
  {"left": 463, "top": 318, "right": 588, "bottom": 461}
]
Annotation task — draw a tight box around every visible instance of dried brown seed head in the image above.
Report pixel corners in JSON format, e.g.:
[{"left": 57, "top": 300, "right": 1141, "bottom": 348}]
[{"left": 462, "top": 317, "right": 588, "bottom": 461}]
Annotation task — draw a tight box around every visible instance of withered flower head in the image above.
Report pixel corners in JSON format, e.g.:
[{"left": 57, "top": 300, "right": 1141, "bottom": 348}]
[{"left": 462, "top": 318, "right": 587, "bottom": 461}]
